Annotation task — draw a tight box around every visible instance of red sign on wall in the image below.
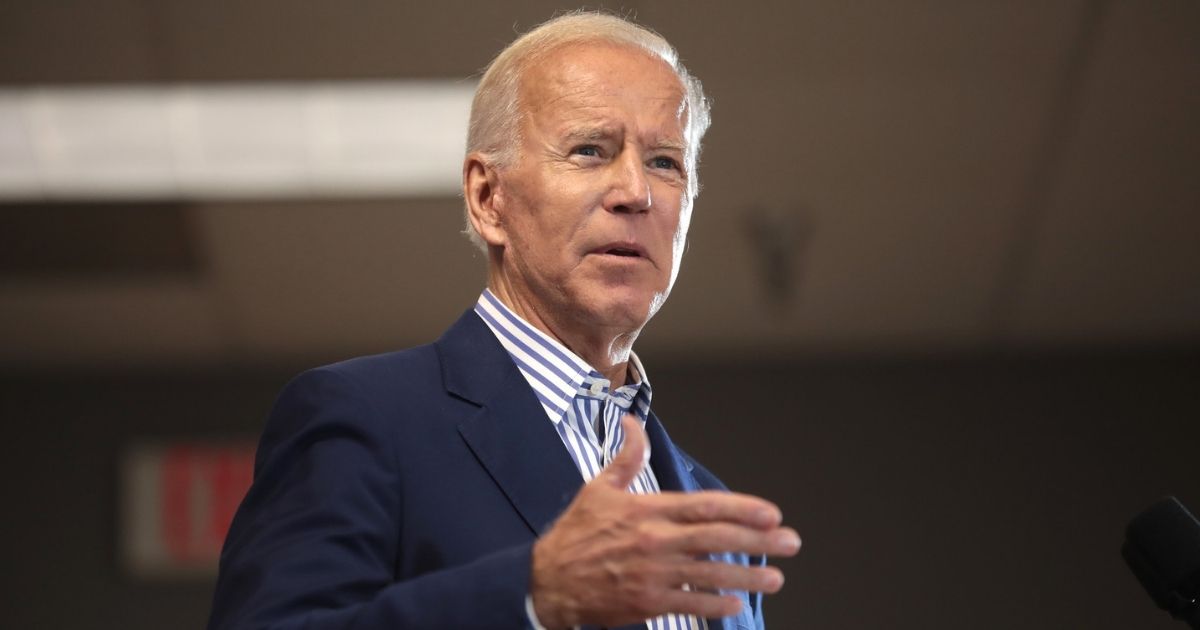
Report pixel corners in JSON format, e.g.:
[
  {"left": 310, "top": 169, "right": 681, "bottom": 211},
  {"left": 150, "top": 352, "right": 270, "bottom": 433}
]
[{"left": 121, "top": 442, "right": 256, "bottom": 577}]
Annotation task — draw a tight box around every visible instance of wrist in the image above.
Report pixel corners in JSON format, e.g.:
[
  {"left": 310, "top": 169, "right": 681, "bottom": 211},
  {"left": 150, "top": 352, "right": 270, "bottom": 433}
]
[{"left": 530, "top": 539, "right": 570, "bottom": 630}]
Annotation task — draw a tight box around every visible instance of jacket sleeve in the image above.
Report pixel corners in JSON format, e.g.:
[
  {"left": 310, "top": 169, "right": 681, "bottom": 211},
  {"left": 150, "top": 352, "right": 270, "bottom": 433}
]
[{"left": 207, "top": 367, "right": 534, "bottom": 630}]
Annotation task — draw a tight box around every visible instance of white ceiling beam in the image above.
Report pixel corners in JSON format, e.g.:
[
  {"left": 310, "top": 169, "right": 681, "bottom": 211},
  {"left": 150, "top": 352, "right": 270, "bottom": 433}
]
[{"left": 0, "top": 81, "right": 475, "bottom": 201}]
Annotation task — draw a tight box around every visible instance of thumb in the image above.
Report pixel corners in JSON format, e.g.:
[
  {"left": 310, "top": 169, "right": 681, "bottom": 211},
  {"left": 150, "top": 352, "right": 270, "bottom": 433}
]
[{"left": 601, "top": 414, "right": 650, "bottom": 490}]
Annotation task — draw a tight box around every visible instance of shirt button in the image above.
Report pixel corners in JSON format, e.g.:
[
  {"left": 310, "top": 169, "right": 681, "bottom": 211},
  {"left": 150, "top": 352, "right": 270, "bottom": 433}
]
[{"left": 589, "top": 382, "right": 605, "bottom": 396}]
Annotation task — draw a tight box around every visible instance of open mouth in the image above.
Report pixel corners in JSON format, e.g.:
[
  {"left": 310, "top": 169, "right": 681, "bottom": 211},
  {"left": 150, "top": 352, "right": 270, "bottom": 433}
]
[{"left": 594, "top": 241, "right": 647, "bottom": 259}]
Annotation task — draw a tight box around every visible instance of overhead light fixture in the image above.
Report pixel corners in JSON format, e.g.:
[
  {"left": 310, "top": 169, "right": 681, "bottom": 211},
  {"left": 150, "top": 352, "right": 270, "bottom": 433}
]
[{"left": 0, "top": 81, "right": 475, "bottom": 201}]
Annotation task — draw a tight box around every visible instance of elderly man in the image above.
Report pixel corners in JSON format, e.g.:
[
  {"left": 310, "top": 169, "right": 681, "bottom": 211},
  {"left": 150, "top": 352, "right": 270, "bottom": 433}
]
[{"left": 208, "top": 12, "right": 799, "bottom": 630}]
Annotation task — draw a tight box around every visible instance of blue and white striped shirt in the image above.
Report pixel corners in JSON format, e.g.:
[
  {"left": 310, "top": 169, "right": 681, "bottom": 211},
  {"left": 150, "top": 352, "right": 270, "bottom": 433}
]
[{"left": 475, "top": 289, "right": 707, "bottom": 630}]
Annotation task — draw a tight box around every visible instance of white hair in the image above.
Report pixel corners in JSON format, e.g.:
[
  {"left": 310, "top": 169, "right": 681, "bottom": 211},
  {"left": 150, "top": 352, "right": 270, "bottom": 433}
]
[{"left": 463, "top": 11, "right": 712, "bottom": 250}]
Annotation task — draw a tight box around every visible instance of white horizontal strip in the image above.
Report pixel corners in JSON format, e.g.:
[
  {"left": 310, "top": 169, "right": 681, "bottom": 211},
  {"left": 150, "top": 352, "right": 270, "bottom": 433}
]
[{"left": 0, "top": 81, "right": 476, "bottom": 201}]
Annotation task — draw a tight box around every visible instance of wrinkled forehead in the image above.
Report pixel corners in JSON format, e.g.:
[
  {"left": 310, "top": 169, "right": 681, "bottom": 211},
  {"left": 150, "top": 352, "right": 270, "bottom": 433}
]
[{"left": 516, "top": 41, "right": 690, "bottom": 135}]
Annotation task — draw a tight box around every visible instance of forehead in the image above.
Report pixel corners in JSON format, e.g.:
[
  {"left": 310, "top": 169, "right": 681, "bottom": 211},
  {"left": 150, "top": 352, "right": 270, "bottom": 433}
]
[{"left": 518, "top": 42, "right": 688, "bottom": 136}]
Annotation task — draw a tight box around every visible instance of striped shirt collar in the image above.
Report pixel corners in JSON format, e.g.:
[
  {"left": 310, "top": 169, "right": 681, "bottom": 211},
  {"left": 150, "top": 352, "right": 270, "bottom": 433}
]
[{"left": 473, "top": 288, "right": 653, "bottom": 424}]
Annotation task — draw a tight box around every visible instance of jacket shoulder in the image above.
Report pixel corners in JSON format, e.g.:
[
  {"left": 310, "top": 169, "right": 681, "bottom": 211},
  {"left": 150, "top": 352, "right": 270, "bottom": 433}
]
[
  {"left": 294, "top": 343, "right": 442, "bottom": 404},
  {"left": 323, "top": 343, "right": 439, "bottom": 381}
]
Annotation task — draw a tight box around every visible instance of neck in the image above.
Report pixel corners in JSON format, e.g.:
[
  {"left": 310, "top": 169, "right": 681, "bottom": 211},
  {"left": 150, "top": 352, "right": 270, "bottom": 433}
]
[{"left": 486, "top": 270, "right": 638, "bottom": 386}]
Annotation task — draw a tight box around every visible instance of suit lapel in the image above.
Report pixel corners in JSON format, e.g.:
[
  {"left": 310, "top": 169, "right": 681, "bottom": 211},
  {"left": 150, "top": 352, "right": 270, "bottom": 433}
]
[
  {"left": 437, "top": 310, "right": 583, "bottom": 536},
  {"left": 645, "top": 411, "right": 701, "bottom": 493},
  {"left": 439, "top": 312, "right": 745, "bottom": 630}
]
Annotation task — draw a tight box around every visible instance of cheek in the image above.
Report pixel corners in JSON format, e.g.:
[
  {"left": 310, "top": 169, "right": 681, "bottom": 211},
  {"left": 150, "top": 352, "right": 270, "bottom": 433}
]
[
  {"left": 502, "top": 181, "right": 555, "bottom": 252},
  {"left": 522, "top": 179, "right": 591, "bottom": 239},
  {"left": 668, "top": 200, "right": 692, "bottom": 257}
]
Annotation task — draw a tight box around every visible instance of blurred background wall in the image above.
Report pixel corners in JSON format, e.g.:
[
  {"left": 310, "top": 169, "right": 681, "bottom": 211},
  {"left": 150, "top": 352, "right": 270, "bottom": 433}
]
[{"left": 1, "top": 1, "right": 1197, "bottom": 628}]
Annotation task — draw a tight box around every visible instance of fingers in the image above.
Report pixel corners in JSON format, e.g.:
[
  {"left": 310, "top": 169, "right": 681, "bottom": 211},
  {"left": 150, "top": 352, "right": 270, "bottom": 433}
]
[
  {"left": 663, "top": 557, "right": 785, "bottom": 594},
  {"left": 617, "top": 559, "right": 780, "bottom": 620},
  {"left": 649, "top": 490, "right": 783, "bottom": 529},
  {"left": 664, "top": 522, "right": 801, "bottom": 558},
  {"left": 632, "top": 519, "right": 799, "bottom": 559},
  {"left": 649, "top": 589, "right": 744, "bottom": 620},
  {"left": 599, "top": 413, "right": 649, "bottom": 490}
]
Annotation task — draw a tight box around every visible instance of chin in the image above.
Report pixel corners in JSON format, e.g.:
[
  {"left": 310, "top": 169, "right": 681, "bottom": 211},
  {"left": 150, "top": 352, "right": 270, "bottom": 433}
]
[{"left": 589, "top": 291, "right": 663, "bottom": 331}]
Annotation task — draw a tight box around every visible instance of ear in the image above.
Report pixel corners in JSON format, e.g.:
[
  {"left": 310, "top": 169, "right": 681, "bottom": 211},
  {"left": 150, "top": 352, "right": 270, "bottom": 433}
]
[{"left": 463, "top": 153, "right": 508, "bottom": 248}]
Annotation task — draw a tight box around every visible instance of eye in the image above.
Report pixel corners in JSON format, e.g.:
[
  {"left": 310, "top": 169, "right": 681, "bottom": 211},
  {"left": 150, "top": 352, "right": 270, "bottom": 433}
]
[
  {"left": 650, "top": 156, "right": 680, "bottom": 171},
  {"left": 572, "top": 145, "right": 602, "bottom": 158}
]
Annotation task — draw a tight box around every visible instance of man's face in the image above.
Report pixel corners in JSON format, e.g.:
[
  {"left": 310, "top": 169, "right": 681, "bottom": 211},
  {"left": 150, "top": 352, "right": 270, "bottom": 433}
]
[{"left": 492, "top": 43, "right": 693, "bottom": 339}]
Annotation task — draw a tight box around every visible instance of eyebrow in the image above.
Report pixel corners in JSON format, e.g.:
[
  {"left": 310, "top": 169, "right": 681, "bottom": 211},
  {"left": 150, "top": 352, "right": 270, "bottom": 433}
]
[
  {"left": 562, "top": 126, "right": 685, "bottom": 153},
  {"left": 562, "top": 126, "right": 619, "bottom": 143},
  {"left": 649, "top": 140, "right": 686, "bottom": 153}
]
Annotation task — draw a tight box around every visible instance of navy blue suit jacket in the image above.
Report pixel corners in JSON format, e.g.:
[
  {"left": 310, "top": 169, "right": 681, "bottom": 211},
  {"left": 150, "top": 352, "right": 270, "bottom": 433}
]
[{"left": 208, "top": 310, "right": 765, "bottom": 630}]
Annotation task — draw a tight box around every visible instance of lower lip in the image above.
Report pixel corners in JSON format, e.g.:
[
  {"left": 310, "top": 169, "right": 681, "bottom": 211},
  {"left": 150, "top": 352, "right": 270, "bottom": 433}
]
[{"left": 593, "top": 252, "right": 647, "bottom": 263}]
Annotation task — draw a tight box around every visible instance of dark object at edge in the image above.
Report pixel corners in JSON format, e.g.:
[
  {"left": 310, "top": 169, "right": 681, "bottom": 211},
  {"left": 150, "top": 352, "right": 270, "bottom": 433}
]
[{"left": 1123, "top": 496, "right": 1200, "bottom": 629}]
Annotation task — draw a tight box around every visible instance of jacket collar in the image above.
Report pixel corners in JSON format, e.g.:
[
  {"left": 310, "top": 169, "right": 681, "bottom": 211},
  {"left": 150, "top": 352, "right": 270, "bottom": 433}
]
[
  {"left": 437, "top": 310, "right": 584, "bottom": 536},
  {"left": 436, "top": 310, "right": 744, "bottom": 630}
]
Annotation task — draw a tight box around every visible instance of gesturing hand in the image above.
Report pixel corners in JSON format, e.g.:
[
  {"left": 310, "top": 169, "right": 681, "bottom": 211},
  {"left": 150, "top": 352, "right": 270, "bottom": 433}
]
[{"left": 529, "top": 414, "right": 800, "bottom": 629}]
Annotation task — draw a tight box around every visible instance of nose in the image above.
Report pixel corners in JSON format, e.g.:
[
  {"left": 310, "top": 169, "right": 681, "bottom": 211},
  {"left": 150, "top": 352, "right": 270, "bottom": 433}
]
[{"left": 604, "top": 150, "right": 651, "bottom": 214}]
